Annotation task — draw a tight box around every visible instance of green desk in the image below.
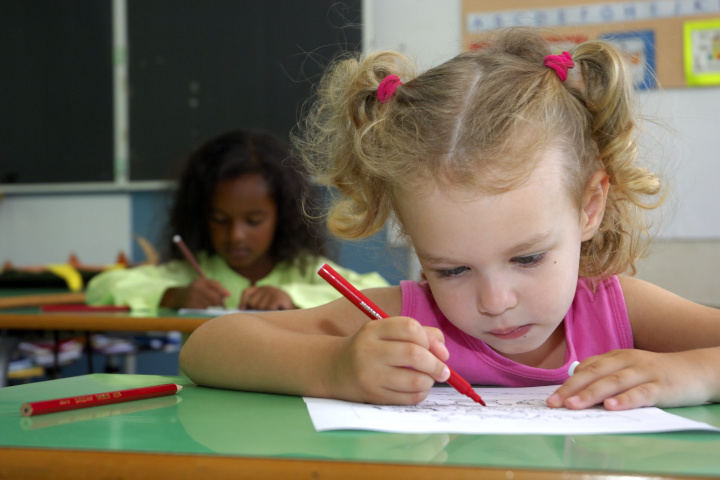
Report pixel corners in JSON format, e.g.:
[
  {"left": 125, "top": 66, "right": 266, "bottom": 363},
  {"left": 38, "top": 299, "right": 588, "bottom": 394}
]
[{"left": 0, "top": 374, "right": 719, "bottom": 479}]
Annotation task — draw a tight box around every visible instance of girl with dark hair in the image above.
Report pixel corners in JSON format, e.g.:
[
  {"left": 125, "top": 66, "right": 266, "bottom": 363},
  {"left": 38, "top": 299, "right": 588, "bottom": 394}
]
[{"left": 87, "top": 129, "right": 388, "bottom": 311}]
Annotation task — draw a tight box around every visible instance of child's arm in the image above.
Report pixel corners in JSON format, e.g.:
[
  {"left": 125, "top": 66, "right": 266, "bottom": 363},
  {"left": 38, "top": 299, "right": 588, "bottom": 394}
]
[
  {"left": 548, "top": 276, "right": 720, "bottom": 410},
  {"left": 178, "top": 286, "right": 450, "bottom": 404}
]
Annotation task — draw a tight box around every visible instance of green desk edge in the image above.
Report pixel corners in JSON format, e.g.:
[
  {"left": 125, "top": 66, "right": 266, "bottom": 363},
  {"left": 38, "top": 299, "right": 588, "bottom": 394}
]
[{"left": 1, "top": 374, "right": 719, "bottom": 477}]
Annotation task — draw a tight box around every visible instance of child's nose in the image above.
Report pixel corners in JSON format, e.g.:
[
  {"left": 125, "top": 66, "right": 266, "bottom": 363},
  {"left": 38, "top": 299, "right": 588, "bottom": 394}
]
[
  {"left": 228, "top": 221, "right": 248, "bottom": 241},
  {"left": 475, "top": 275, "right": 517, "bottom": 316}
]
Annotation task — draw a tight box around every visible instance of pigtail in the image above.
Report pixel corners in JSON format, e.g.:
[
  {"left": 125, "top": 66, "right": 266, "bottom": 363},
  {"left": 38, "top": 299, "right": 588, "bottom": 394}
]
[
  {"left": 293, "top": 51, "right": 415, "bottom": 239},
  {"left": 573, "top": 41, "right": 663, "bottom": 277},
  {"left": 294, "top": 27, "right": 665, "bottom": 277}
]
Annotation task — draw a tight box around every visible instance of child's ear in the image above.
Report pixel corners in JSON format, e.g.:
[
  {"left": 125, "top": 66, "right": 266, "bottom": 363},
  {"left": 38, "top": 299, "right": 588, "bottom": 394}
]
[{"left": 580, "top": 169, "right": 610, "bottom": 241}]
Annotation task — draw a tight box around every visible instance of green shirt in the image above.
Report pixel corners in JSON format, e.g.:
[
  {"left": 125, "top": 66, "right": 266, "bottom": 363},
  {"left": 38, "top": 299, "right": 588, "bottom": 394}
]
[{"left": 85, "top": 253, "right": 389, "bottom": 311}]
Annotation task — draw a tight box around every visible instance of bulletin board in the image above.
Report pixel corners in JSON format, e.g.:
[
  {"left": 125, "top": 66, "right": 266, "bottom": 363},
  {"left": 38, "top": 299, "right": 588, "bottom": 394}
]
[{"left": 462, "top": 0, "right": 720, "bottom": 88}]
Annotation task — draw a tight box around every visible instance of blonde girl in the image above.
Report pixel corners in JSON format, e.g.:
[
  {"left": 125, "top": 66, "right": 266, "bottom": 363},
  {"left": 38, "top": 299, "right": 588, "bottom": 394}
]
[{"left": 180, "top": 28, "right": 720, "bottom": 410}]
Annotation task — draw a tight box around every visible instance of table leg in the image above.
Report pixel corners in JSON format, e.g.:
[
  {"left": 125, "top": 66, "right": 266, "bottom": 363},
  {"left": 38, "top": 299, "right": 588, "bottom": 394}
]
[
  {"left": 0, "top": 332, "right": 20, "bottom": 388},
  {"left": 123, "top": 353, "right": 137, "bottom": 374}
]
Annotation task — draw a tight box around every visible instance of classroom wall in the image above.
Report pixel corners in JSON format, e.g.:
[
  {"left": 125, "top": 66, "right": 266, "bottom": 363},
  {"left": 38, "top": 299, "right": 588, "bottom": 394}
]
[
  {"left": 1, "top": 0, "right": 719, "bottom": 301},
  {"left": 0, "top": 193, "right": 131, "bottom": 266}
]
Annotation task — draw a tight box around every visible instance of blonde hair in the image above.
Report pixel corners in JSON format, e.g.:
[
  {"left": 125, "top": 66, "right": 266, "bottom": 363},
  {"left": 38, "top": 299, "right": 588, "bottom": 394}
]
[{"left": 293, "top": 27, "right": 663, "bottom": 278}]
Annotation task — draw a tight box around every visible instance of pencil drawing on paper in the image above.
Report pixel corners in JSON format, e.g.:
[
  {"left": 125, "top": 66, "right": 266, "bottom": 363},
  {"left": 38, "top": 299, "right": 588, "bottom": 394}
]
[
  {"left": 303, "top": 386, "right": 719, "bottom": 434},
  {"left": 367, "top": 388, "right": 633, "bottom": 423}
]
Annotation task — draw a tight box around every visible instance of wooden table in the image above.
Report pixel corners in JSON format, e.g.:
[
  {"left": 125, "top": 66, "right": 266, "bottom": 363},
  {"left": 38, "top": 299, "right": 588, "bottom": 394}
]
[{"left": 0, "top": 307, "right": 206, "bottom": 332}]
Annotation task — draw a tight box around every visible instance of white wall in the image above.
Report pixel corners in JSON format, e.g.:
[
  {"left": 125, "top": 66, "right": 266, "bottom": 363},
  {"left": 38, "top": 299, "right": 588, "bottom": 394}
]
[
  {"left": 0, "top": 194, "right": 131, "bottom": 265},
  {"left": 637, "top": 88, "right": 720, "bottom": 238},
  {"left": 365, "top": 0, "right": 462, "bottom": 70}
]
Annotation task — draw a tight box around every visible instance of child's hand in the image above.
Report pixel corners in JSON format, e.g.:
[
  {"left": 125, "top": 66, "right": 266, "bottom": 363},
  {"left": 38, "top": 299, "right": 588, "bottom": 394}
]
[
  {"left": 329, "top": 317, "right": 451, "bottom": 405},
  {"left": 162, "top": 278, "right": 230, "bottom": 309},
  {"left": 239, "top": 286, "right": 295, "bottom": 310},
  {"left": 546, "top": 349, "right": 716, "bottom": 410}
]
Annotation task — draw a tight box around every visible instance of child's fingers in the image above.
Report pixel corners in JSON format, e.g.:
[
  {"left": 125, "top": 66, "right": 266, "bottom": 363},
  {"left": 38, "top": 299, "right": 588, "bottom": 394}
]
[
  {"left": 347, "top": 318, "right": 449, "bottom": 401},
  {"left": 369, "top": 319, "right": 450, "bottom": 383},
  {"left": 374, "top": 317, "right": 432, "bottom": 347},
  {"left": 425, "top": 327, "right": 449, "bottom": 362},
  {"left": 598, "top": 383, "right": 662, "bottom": 411},
  {"left": 383, "top": 341, "right": 450, "bottom": 384},
  {"left": 336, "top": 353, "right": 431, "bottom": 405},
  {"left": 547, "top": 354, "right": 624, "bottom": 408},
  {"left": 194, "top": 278, "right": 230, "bottom": 300},
  {"left": 239, "top": 286, "right": 257, "bottom": 309},
  {"left": 183, "top": 279, "right": 229, "bottom": 308},
  {"left": 240, "top": 286, "right": 294, "bottom": 310},
  {"left": 561, "top": 369, "right": 659, "bottom": 410},
  {"left": 547, "top": 350, "right": 677, "bottom": 410},
  {"left": 371, "top": 367, "right": 440, "bottom": 404}
]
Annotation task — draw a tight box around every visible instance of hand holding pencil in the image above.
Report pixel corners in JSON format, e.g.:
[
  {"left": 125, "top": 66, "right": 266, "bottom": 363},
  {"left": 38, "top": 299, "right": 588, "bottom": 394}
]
[
  {"left": 318, "top": 263, "right": 485, "bottom": 405},
  {"left": 164, "top": 235, "right": 229, "bottom": 309}
]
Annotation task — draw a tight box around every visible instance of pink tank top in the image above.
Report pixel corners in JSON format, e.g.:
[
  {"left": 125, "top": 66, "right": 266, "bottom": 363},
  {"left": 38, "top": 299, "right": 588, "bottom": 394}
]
[{"left": 400, "top": 276, "right": 633, "bottom": 386}]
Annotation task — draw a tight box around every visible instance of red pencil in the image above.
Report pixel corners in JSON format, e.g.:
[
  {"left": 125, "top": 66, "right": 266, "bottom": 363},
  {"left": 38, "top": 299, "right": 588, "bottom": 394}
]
[
  {"left": 41, "top": 304, "right": 130, "bottom": 313},
  {"left": 317, "top": 263, "right": 486, "bottom": 406},
  {"left": 173, "top": 234, "right": 206, "bottom": 278},
  {"left": 20, "top": 383, "right": 183, "bottom": 416}
]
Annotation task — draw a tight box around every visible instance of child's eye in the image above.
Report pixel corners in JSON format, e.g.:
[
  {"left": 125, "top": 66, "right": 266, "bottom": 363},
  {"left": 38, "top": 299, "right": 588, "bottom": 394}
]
[
  {"left": 435, "top": 266, "right": 469, "bottom": 278},
  {"left": 209, "top": 214, "right": 229, "bottom": 225},
  {"left": 511, "top": 253, "right": 547, "bottom": 268}
]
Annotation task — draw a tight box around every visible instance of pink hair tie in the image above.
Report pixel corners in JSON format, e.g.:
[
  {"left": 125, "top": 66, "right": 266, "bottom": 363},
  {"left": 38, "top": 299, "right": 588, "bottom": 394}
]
[
  {"left": 544, "top": 51, "right": 574, "bottom": 81},
  {"left": 377, "top": 75, "right": 403, "bottom": 103}
]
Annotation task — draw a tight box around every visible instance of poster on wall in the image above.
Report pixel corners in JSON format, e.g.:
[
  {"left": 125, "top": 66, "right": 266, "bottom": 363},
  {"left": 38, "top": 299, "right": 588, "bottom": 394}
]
[
  {"left": 683, "top": 18, "right": 720, "bottom": 86},
  {"left": 471, "top": 28, "right": 657, "bottom": 91},
  {"left": 463, "top": 0, "right": 720, "bottom": 88},
  {"left": 544, "top": 34, "right": 588, "bottom": 54},
  {"left": 600, "top": 30, "right": 657, "bottom": 90}
]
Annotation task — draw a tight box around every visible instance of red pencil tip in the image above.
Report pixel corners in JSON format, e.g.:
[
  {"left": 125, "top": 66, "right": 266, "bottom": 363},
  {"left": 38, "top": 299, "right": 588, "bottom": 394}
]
[{"left": 468, "top": 390, "right": 486, "bottom": 406}]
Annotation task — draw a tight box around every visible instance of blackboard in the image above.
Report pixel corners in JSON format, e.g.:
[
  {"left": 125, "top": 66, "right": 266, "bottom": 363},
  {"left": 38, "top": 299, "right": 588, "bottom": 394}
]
[
  {"left": 0, "top": 0, "right": 361, "bottom": 184},
  {"left": 0, "top": 0, "right": 114, "bottom": 184},
  {"left": 128, "top": 0, "right": 362, "bottom": 181}
]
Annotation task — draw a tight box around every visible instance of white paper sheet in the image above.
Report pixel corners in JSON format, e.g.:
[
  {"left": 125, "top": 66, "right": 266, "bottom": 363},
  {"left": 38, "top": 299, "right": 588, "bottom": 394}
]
[{"left": 303, "top": 385, "right": 720, "bottom": 435}]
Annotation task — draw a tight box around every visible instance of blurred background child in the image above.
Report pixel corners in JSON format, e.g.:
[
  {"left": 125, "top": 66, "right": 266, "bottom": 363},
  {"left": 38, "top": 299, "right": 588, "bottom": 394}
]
[{"left": 86, "top": 129, "right": 388, "bottom": 311}]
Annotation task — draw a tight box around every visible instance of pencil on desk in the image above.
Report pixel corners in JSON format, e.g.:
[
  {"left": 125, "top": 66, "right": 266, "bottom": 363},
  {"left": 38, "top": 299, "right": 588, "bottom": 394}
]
[
  {"left": 173, "top": 234, "right": 205, "bottom": 278},
  {"left": 20, "top": 383, "right": 183, "bottom": 416},
  {"left": 317, "top": 263, "right": 486, "bottom": 406},
  {"left": 21, "top": 394, "right": 182, "bottom": 430},
  {"left": 40, "top": 304, "right": 130, "bottom": 313}
]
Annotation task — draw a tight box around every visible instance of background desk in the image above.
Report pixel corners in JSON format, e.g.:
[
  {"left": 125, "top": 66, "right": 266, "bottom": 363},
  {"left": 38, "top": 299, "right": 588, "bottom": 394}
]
[
  {"left": 0, "top": 291, "right": 208, "bottom": 386},
  {"left": 1, "top": 374, "right": 719, "bottom": 479},
  {"left": 0, "top": 306, "right": 206, "bottom": 332}
]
